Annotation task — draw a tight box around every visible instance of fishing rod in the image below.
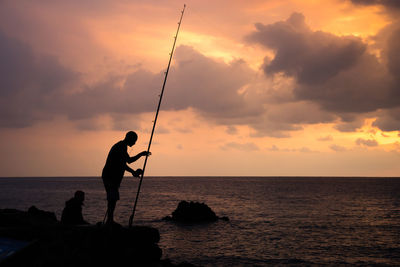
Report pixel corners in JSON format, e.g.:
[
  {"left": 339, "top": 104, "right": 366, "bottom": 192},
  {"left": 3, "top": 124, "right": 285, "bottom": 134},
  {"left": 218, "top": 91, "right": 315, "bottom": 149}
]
[{"left": 129, "top": 4, "right": 186, "bottom": 228}]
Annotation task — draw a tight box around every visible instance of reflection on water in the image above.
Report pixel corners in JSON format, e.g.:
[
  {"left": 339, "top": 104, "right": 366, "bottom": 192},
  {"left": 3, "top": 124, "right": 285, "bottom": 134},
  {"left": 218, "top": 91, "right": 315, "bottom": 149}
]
[{"left": 0, "top": 177, "right": 399, "bottom": 266}]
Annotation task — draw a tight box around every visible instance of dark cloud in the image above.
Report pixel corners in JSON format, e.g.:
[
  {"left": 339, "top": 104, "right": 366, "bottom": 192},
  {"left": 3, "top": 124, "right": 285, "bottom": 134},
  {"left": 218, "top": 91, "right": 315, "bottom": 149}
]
[
  {"left": 59, "top": 69, "right": 162, "bottom": 120},
  {"left": 0, "top": 34, "right": 345, "bottom": 137},
  {"left": 373, "top": 108, "right": 400, "bottom": 131},
  {"left": 350, "top": 0, "right": 400, "bottom": 9},
  {"left": 246, "top": 12, "right": 400, "bottom": 135},
  {"left": 246, "top": 13, "right": 367, "bottom": 85},
  {"left": 0, "top": 38, "right": 271, "bottom": 133},
  {"left": 166, "top": 45, "right": 260, "bottom": 117},
  {"left": 387, "top": 28, "right": 400, "bottom": 86},
  {"left": 264, "top": 101, "right": 335, "bottom": 124},
  {"left": 247, "top": 101, "right": 336, "bottom": 137},
  {"left": 62, "top": 45, "right": 324, "bottom": 137},
  {"left": 334, "top": 116, "right": 365, "bottom": 132},
  {"left": 0, "top": 30, "right": 78, "bottom": 127},
  {"left": 249, "top": 120, "right": 302, "bottom": 138},
  {"left": 246, "top": 12, "right": 396, "bottom": 114},
  {"left": 367, "top": 27, "right": 400, "bottom": 132},
  {"left": 57, "top": 45, "right": 262, "bottom": 122}
]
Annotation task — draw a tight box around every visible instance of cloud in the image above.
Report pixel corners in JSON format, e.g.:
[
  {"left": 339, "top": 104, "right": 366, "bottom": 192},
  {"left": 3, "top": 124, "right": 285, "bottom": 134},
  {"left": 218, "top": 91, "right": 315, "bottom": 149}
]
[
  {"left": 165, "top": 46, "right": 262, "bottom": 118},
  {"left": 0, "top": 30, "right": 284, "bottom": 136},
  {"left": 317, "top": 135, "right": 333, "bottom": 141},
  {"left": 268, "top": 145, "right": 280, "bottom": 151},
  {"left": 267, "top": 145, "right": 317, "bottom": 153},
  {"left": 56, "top": 45, "right": 266, "bottom": 127},
  {"left": 334, "top": 115, "right": 366, "bottom": 132},
  {"left": 246, "top": 12, "right": 396, "bottom": 114},
  {"left": 248, "top": 100, "right": 336, "bottom": 137},
  {"left": 247, "top": 13, "right": 367, "bottom": 86},
  {"left": 371, "top": 27, "right": 400, "bottom": 131},
  {"left": 373, "top": 108, "right": 400, "bottom": 131},
  {"left": 0, "top": 37, "right": 257, "bottom": 126},
  {"left": 2, "top": 9, "right": 400, "bottom": 138},
  {"left": 226, "top": 126, "right": 238, "bottom": 135},
  {"left": 0, "top": 37, "right": 276, "bottom": 134},
  {"left": 386, "top": 28, "right": 400, "bottom": 88},
  {"left": 245, "top": 12, "right": 400, "bottom": 136},
  {"left": 355, "top": 138, "right": 379, "bottom": 147},
  {"left": 350, "top": 0, "right": 400, "bottom": 9},
  {"left": 220, "top": 142, "right": 259, "bottom": 151},
  {"left": 330, "top": 144, "right": 348, "bottom": 152},
  {"left": 0, "top": 30, "right": 78, "bottom": 127}
]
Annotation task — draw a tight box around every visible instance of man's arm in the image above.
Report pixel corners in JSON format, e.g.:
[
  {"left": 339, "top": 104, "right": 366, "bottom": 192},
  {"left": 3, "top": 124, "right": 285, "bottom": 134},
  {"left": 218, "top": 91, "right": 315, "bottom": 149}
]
[
  {"left": 127, "top": 151, "right": 151, "bottom": 164},
  {"left": 125, "top": 164, "right": 135, "bottom": 173},
  {"left": 125, "top": 165, "right": 143, "bottom": 177}
]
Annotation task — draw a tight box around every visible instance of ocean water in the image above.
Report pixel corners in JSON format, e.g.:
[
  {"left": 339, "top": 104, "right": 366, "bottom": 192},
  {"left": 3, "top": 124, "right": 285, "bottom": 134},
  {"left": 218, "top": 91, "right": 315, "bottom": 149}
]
[{"left": 0, "top": 176, "right": 399, "bottom": 266}]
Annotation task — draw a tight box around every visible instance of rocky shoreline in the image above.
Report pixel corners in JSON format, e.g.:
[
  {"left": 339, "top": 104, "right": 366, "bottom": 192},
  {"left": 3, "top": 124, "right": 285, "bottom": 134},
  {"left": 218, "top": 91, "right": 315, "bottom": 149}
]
[{"left": 0, "top": 207, "right": 194, "bottom": 267}]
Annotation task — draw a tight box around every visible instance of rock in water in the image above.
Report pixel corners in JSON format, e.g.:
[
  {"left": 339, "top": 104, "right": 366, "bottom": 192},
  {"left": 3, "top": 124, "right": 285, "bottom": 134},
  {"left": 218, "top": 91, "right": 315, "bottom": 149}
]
[{"left": 164, "top": 201, "right": 229, "bottom": 223}]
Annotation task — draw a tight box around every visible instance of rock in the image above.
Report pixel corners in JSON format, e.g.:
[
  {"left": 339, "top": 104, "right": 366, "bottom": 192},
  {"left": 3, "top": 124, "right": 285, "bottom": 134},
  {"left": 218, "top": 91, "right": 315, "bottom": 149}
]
[
  {"left": 0, "top": 223, "right": 164, "bottom": 266},
  {"left": 0, "top": 208, "right": 29, "bottom": 227},
  {"left": 0, "top": 206, "right": 58, "bottom": 227},
  {"left": 27, "top": 205, "right": 58, "bottom": 225},
  {"left": 0, "top": 208, "right": 194, "bottom": 267},
  {"left": 163, "top": 201, "right": 229, "bottom": 223}
]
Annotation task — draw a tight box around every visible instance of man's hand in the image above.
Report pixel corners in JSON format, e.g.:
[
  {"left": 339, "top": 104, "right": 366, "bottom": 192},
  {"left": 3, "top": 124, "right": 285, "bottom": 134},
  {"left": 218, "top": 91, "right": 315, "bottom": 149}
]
[
  {"left": 139, "top": 151, "right": 151, "bottom": 157},
  {"left": 132, "top": 168, "right": 143, "bottom": 178}
]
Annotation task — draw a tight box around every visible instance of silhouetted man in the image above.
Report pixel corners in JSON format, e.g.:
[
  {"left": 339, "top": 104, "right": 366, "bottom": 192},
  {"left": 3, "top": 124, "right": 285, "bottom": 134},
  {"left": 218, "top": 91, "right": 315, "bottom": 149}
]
[
  {"left": 61, "top": 190, "right": 89, "bottom": 225},
  {"left": 102, "top": 131, "right": 150, "bottom": 225}
]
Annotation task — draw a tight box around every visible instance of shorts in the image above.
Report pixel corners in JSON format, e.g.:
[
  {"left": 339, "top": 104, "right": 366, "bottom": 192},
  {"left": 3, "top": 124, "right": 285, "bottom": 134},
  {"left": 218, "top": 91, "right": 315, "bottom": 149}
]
[
  {"left": 106, "top": 187, "right": 120, "bottom": 202},
  {"left": 102, "top": 178, "right": 120, "bottom": 202}
]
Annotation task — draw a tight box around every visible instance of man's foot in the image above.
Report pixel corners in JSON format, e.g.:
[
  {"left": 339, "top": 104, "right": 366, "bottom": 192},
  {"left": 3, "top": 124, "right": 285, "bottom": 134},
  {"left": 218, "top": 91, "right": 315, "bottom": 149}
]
[{"left": 105, "top": 220, "right": 122, "bottom": 228}]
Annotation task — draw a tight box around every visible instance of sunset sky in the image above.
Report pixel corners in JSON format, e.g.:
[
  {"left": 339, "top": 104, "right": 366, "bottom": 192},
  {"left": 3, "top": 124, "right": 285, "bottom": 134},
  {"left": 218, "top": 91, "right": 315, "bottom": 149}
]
[{"left": 1, "top": 0, "right": 400, "bottom": 177}]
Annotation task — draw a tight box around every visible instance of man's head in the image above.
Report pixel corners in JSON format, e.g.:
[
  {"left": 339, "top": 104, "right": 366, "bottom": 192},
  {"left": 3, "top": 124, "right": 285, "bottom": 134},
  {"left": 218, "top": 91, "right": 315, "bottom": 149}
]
[{"left": 125, "top": 131, "right": 138, "bottom": 147}]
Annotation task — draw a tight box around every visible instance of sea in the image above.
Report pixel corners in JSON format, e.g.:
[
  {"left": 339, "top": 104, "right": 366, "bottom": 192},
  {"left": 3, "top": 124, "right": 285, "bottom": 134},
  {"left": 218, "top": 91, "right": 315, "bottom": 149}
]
[{"left": 0, "top": 176, "right": 399, "bottom": 266}]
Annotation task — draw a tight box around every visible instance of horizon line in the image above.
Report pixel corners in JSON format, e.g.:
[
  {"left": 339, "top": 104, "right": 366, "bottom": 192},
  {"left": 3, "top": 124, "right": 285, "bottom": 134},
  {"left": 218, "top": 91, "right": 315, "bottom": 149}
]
[{"left": 1, "top": 175, "right": 399, "bottom": 178}]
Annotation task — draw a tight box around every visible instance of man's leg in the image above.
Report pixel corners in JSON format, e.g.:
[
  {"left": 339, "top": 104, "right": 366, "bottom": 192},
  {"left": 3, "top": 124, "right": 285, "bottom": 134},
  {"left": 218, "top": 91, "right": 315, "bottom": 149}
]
[{"left": 106, "top": 199, "right": 116, "bottom": 224}]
